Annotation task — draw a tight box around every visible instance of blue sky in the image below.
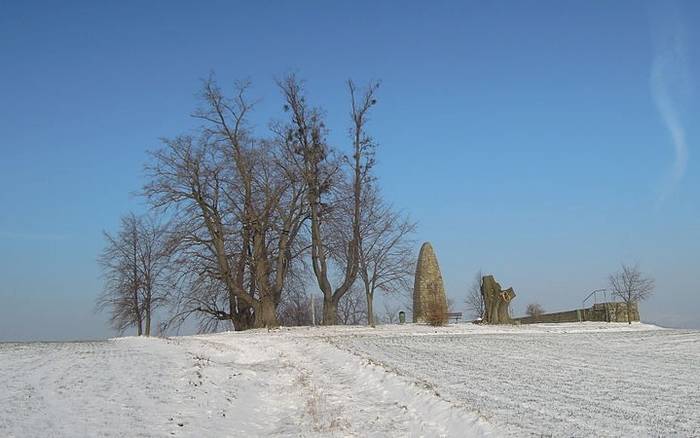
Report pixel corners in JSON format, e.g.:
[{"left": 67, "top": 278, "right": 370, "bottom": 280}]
[{"left": 1, "top": 1, "right": 698, "bottom": 340}]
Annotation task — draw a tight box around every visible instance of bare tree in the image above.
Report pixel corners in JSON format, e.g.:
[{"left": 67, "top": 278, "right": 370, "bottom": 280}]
[
  {"left": 97, "top": 213, "right": 170, "bottom": 336},
  {"left": 145, "top": 79, "right": 307, "bottom": 330},
  {"left": 525, "top": 303, "right": 545, "bottom": 318},
  {"left": 277, "top": 75, "right": 380, "bottom": 324},
  {"left": 97, "top": 214, "right": 143, "bottom": 335},
  {"left": 381, "top": 300, "right": 402, "bottom": 324},
  {"left": 350, "top": 185, "right": 416, "bottom": 326},
  {"left": 608, "top": 263, "right": 655, "bottom": 324},
  {"left": 135, "top": 215, "right": 172, "bottom": 336},
  {"left": 465, "top": 270, "right": 485, "bottom": 320},
  {"left": 145, "top": 134, "right": 256, "bottom": 331},
  {"left": 276, "top": 265, "right": 323, "bottom": 327},
  {"left": 165, "top": 271, "right": 238, "bottom": 333},
  {"left": 277, "top": 288, "right": 318, "bottom": 327},
  {"left": 336, "top": 286, "right": 367, "bottom": 325}
]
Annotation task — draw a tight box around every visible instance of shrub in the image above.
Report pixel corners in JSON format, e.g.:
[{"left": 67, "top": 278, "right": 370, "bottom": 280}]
[
  {"left": 423, "top": 299, "right": 448, "bottom": 326},
  {"left": 526, "top": 303, "right": 545, "bottom": 318}
]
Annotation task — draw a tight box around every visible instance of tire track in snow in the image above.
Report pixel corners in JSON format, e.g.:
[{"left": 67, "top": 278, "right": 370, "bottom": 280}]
[{"left": 198, "top": 331, "right": 494, "bottom": 437}]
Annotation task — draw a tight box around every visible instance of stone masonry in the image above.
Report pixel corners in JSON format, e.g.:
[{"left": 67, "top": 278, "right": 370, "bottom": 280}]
[{"left": 413, "top": 242, "right": 448, "bottom": 323}]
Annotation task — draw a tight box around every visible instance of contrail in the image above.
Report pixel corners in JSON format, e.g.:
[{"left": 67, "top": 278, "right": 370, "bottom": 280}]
[{"left": 649, "top": 2, "right": 691, "bottom": 202}]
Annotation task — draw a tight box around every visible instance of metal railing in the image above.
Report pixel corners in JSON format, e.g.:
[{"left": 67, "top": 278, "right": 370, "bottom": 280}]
[{"left": 580, "top": 289, "right": 607, "bottom": 321}]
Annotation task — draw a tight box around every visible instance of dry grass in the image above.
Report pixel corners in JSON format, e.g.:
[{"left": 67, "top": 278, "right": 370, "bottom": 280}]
[
  {"left": 423, "top": 301, "right": 447, "bottom": 326},
  {"left": 296, "top": 371, "right": 350, "bottom": 433}
]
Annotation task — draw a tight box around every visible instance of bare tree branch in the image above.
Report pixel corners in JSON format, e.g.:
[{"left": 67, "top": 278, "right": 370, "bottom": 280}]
[{"left": 608, "top": 263, "right": 655, "bottom": 324}]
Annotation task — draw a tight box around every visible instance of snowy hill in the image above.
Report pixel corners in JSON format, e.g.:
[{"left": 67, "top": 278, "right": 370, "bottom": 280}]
[{"left": 1, "top": 322, "right": 698, "bottom": 437}]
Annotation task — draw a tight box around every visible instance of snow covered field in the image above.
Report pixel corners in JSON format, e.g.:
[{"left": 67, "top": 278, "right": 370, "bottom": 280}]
[
  {"left": 1, "top": 322, "right": 698, "bottom": 437},
  {"left": 328, "top": 323, "right": 700, "bottom": 436}
]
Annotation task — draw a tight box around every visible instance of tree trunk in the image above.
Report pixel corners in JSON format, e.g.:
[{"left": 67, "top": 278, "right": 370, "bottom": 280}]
[
  {"left": 134, "top": 305, "right": 143, "bottom": 335},
  {"left": 627, "top": 301, "right": 632, "bottom": 325},
  {"left": 231, "top": 307, "right": 255, "bottom": 331},
  {"left": 144, "top": 306, "right": 151, "bottom": 336},
  {"left": 322, "top": 295, "right": 337, "bottom": 325},
  {"left": 366, "top": 291, "right": 374, "bottom": 326},
  {"left": 143, "top": 289, "right": 151, "bottom": 336},
  {"left": 497, "top": 298, "right": 510, "bottom": 323},
  {"left": 230, "top": 295, "right": 255, "bottom": 331},
  {"left": 135, "top": 293, "right": 143, "bottom": 336},
  {"left": 480, "top": 275, "right": 515, "bottom": 324},
  {"left": 255, "top": 295, "right": 279, "bottom": 329}
]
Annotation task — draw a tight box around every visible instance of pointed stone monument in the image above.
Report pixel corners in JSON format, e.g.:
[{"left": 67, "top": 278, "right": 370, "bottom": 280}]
[{"left": 413, "top": 242, "right": 448, "bottom": 323}]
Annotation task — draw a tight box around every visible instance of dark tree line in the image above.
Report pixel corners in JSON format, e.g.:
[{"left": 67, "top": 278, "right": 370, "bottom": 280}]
[{"left": 97, "top": 75, "right": 415, "bottom": 334}]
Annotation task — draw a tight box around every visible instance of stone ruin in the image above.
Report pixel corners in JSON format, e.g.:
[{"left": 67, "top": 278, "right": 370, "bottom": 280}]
[
  {"left": 412, "top": 242, "right": 448, "bottom": 323},
  {"left": 480, "top": 275, "right": 516, "bottom": 324},
  {"left": 515, "top": 301, "right": 640, "bottom": 324},
  {"left": 412, "top": 245, "right": 517, "bottom": 325}
]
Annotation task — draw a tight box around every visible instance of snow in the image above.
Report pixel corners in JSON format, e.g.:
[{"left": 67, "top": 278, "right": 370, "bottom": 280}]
[
  {"left": 325, "top": 322, "right": 700, "bottom": 437},
  {"left": 1, "top": 322, "right": 698, "bottom": 437}
]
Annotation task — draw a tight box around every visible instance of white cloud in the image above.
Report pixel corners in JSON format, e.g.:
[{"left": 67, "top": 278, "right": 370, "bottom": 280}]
[{"left": 650, "top": 2, "right": 691, "bottom": 203}]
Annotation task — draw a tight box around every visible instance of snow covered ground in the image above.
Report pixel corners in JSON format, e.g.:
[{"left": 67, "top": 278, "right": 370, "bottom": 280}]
[
  {"left": 1, "top": 322, "right": 698, "bottom": 437},
  {"left": 327, "top": 322, "right": 700, "bottom": 437}
]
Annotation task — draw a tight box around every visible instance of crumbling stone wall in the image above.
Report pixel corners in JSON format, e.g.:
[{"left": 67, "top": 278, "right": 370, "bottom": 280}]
[{"left": 515, "top": 302, "right": 640, "bottom": 324}]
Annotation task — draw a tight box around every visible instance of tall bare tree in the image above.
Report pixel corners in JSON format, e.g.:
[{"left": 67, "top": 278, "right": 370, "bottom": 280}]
[
  {"left": 277, "top": 75, "right": 380, "bottom": 324},
  {"left": 355, "top": 186, "right": 415, "bottom": 326},
  {"left": 97, "top": 213, "right": 170, "bottom": 336},
  {"left": 608, "top": 263, "right": 655, "bottom": 324},
  {"left": 135, "top": 215, "right": 171, "bottom": 336},
  {"left": 145, "top": 79, "right": 307, "bottom": 330},
  {"left": 465, "top": 270, "right": 485, "bottom": 320},
  {"left": 197, "top": 79, "right": 308, "bottom": 328},
  {"left": 145, "top": 135, "right": 255, "bottom": 330},
  {"left": 97, "top": 214, "right": 143, "bottom": 335}
]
